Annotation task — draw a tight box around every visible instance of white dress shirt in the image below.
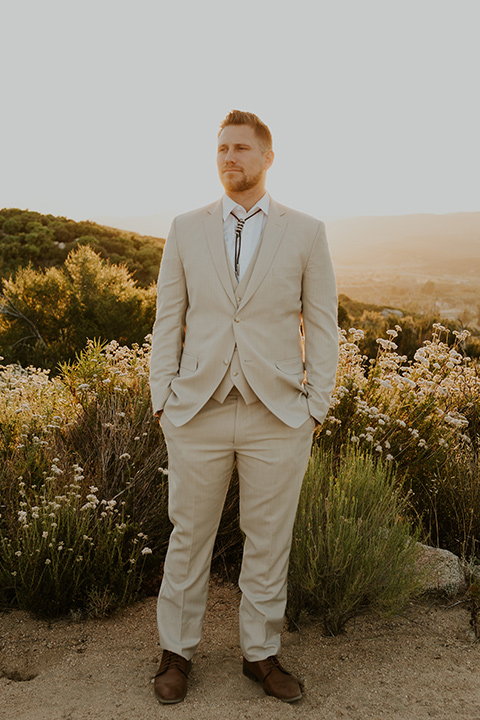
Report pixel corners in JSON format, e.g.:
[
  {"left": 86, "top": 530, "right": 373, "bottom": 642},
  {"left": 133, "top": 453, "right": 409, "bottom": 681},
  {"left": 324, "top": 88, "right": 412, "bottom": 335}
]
[{"left": 222, "top": 193, "right": 269, "bottom": 282}]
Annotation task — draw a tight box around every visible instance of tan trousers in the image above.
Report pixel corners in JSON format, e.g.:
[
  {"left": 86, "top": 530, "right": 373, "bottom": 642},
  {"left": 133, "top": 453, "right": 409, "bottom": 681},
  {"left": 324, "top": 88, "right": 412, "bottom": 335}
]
[{"left": 158, "top": 392, "right": 315, "bottom": 662}]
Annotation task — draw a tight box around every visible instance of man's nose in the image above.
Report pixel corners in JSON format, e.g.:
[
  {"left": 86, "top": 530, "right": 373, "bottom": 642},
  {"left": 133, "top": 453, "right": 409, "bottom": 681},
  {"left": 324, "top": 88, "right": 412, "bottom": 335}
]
[{"left": 225, "top": 148, "right": 236, "bottom": 163}]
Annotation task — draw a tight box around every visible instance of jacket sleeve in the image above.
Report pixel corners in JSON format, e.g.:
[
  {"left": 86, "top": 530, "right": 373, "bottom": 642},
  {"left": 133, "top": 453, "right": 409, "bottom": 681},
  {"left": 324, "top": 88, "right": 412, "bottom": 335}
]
[
  {"left": 149, "top": 218, "right": 188, "bottom": 414},
  {"left": 301, "top": 221, "right": 339, "bottom": 425}
]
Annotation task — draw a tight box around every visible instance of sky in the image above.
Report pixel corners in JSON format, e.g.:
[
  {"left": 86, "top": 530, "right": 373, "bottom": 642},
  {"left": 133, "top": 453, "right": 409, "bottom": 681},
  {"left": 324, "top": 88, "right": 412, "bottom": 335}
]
[{"left": 1, "top": 0, "right": 479, "bottom": 233}]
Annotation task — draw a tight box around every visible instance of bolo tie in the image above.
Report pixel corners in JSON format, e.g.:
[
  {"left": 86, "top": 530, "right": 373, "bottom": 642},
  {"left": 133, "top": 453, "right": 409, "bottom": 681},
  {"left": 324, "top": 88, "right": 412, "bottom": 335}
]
[{"left": 230, "top": 208, "right": 262, "bottom": 281}]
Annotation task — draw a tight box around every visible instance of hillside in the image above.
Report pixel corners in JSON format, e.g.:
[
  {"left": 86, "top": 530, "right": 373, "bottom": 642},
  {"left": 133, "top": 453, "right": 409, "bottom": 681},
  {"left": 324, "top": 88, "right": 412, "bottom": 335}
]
[
  {"left": 2, "top": 207, "right": 479, "bottom": 324},
  {"left": 0, "top": 209, "right": 164, "bottom": 287}
]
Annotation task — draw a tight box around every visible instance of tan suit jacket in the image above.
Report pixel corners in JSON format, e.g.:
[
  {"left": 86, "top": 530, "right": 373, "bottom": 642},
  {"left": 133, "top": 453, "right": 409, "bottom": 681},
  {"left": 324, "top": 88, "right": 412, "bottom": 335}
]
[{"left": 150, "top": 197, "right": 338, "bottom": 428}]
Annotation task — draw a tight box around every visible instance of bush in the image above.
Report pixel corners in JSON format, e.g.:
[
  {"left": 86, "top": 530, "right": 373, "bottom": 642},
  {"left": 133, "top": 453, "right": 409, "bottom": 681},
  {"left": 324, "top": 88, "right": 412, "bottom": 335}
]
[
  {"left": 316, "top": 323, "right": 480, "bottom": 550},
  {"left": 0, "top": 339, "right": 170, "bottom": 616},
  {"left": 288, "top": 446, "right": 422, "bottom": 635},
  {"left": 0, "top": 245, "right": 156, "bottom": 369},
  {"left": 0, "top": 468, "right": 153, "bottom": 617}
]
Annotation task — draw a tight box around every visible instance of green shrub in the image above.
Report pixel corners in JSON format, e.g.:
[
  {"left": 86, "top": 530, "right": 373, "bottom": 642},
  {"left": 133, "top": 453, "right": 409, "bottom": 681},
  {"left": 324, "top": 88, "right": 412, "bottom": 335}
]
[
  {"left": 288, "top": 446, "right": 422, "bottom": 635},
  {"left": 0, "top": 339, "right": 170, "bottom": 615},
  {"left": 0, "top": 467, "right": 153, "bottom": 617},
  {"left": 316, "top": 323, "right": 479, "bottom": 550},
  {"left": 0, "top": 245, "right": 156, "bottom": 369}
]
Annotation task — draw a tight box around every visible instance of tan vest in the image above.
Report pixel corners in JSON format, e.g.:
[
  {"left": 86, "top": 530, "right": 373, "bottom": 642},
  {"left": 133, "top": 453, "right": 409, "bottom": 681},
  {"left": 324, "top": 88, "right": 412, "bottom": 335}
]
[{"left": 211, "top": 237, "right": 263, "bottom": 404}]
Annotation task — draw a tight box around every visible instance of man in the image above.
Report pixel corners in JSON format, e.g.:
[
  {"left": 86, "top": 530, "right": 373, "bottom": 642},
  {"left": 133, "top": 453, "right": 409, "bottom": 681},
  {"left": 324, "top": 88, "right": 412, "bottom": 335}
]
[{"left": 149, "top": 110, "right": 338, "bottom": 704}]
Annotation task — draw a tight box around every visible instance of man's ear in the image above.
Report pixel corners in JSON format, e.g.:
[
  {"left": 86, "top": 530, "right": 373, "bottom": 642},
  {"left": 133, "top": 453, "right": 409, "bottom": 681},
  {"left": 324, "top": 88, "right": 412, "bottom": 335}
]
[{"left": 264, "top": 149, "right": 275, "bottom": 170}]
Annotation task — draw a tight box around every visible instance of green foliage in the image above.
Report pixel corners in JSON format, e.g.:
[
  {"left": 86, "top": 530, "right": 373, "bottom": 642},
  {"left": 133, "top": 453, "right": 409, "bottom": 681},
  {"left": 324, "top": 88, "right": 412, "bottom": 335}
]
[
  {"left": 0, "top": 470, "right": 153, "bottom": 617},
  {"left": 317, "top": 323, "right": 480, "bottom": 551},
  {"left": 0, "top": 245, "right": 156, "bottom": 369},
  {"left": 0, "top": 340, "right": 170, "bottom": 616},
  {"left": 338, "top": 293, "right": 480, "bottom": 361},
  {"left": 288, "top": 446, "right": 422, "bottom": 635},
  {"left": 0, "top": 208, "right": 163, "bottom": 287}
]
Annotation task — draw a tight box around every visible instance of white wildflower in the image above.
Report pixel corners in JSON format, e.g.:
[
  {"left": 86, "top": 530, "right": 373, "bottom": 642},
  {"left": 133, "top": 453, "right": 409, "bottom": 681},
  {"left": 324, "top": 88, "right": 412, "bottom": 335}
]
[{"left": 376, "top": 338, "right": 398, "bottom": 351}]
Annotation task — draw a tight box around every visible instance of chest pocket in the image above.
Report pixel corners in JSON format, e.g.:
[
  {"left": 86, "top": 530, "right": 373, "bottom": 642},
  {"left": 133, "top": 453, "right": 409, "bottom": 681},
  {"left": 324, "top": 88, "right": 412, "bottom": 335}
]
[{"left": 272, "top": 266, "right": 302, "bottom": 277}]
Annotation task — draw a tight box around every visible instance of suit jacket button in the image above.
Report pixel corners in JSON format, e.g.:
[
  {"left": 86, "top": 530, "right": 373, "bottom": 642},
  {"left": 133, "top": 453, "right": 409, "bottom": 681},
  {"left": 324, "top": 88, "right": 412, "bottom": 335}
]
[
  {"left": 224, "top": 359, "right": 229, "bottom": 365},
  {"left": 234, "top": 317, "right": 240, "bottom": 323}
]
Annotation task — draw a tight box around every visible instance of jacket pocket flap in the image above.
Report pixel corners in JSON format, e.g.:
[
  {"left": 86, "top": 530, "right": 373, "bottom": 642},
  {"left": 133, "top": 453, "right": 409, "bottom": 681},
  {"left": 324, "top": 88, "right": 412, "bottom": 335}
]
[
  {"left": 179, "top": 352, "right": 198, "bottom": 372},
  {"left": 275, "top": 357, "right": 305, "bottom": 374}
]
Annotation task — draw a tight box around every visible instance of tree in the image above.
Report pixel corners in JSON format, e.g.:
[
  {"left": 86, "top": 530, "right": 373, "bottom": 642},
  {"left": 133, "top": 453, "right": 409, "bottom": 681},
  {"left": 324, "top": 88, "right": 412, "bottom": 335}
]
[{"left": 0, "top": 246, "right": 156, "bottom": 369}]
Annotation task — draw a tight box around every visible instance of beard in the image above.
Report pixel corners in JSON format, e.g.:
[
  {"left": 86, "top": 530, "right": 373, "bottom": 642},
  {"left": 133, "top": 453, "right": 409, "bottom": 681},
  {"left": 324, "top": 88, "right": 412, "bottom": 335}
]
[{"left": 220, "top": 168, "right": 264, "bottom": 193}]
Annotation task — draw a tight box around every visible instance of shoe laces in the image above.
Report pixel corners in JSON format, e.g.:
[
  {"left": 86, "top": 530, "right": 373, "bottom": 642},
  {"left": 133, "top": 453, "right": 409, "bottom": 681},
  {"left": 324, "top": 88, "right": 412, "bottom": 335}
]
[
  {"left": 157, "top": 651, "right": 189, "bottom": 677},
  {"left": 263, "top": 655, "right": 289, "bottom": 678}
]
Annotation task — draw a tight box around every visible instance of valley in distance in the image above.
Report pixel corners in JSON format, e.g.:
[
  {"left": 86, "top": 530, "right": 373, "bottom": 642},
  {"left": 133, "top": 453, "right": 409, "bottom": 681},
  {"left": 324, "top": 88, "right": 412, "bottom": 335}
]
[{"left": 97, "top": 210, "right": 480, "bottom": 329}]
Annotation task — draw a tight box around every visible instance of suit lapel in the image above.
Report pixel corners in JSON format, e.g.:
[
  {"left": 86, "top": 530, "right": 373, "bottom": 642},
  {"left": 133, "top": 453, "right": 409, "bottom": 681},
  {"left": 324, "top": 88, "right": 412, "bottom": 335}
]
[
  {"left": 238, "top": 199, "right": 287, "bottom": 309},
  {"left": 203, "top": 200, "right": 236, "bottom": 307}
]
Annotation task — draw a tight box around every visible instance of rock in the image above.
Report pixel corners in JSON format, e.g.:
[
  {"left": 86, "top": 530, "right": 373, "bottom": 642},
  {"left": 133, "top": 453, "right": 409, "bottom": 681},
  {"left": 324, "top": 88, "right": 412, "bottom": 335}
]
[{"left": 416, "top": 543, "right": 467, "bottom": 596}]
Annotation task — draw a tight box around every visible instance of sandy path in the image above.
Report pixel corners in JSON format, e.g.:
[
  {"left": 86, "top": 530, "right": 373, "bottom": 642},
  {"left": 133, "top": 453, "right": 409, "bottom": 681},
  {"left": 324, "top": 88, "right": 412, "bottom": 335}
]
[{"left": 1, "top": 581, "right": 479, "bottom": 720}]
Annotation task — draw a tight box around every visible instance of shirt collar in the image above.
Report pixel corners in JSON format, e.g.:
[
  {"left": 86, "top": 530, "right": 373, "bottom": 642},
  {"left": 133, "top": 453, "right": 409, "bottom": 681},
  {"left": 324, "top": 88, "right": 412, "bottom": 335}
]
[{"left": 222, "top": 192, "right": 270, "bottom": 221}]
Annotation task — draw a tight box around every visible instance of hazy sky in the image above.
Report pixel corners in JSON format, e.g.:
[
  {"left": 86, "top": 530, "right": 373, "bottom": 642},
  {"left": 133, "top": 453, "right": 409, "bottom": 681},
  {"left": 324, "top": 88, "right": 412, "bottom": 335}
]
[{"left": 1, "top": 0, "right": 478, "bottom": 228}]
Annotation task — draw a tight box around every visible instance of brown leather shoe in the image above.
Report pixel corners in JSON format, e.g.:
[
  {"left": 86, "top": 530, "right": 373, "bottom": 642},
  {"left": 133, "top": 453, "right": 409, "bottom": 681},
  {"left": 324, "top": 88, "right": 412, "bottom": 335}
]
[
  {"left": 153, "top": 650, "right": 191, "bottom": 704},
  {"left": 243, "top": 655, "right": 302, "bottom": 702}
]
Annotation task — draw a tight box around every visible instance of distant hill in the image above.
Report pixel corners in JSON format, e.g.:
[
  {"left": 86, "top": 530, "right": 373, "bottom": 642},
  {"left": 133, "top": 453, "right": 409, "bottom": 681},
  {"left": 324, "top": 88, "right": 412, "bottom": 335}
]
[
  {"left": 0, "top": 209, "right": 165, "bottom": 287},
  {"left": 3, "top": 207, "right": 478, "bottom": 290},
  {"left": 93, "top": 210, "right": 174, "bottom": 240},
  {"left": 327, "top": 212, "right": 480, "bottom": 278}
]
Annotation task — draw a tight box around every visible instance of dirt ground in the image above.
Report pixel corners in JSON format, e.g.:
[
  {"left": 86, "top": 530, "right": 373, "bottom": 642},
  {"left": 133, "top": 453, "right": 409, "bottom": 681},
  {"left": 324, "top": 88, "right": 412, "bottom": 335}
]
[{"left": 1, "top": 580, "right": 480, "bottom": 720}]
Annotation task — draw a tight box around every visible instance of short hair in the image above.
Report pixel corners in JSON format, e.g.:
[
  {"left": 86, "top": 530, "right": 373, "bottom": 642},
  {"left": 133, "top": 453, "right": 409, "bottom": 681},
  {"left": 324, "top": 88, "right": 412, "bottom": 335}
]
[{"left": 218, "top": 110, "right": 273, "bottom": 151}]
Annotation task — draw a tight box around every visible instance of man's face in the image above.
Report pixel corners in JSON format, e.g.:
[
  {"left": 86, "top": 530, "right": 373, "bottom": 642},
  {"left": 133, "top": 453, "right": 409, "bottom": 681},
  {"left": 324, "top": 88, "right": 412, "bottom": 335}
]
[{"left": 217, "top": 125, "right": 274, "bottom": 194}]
